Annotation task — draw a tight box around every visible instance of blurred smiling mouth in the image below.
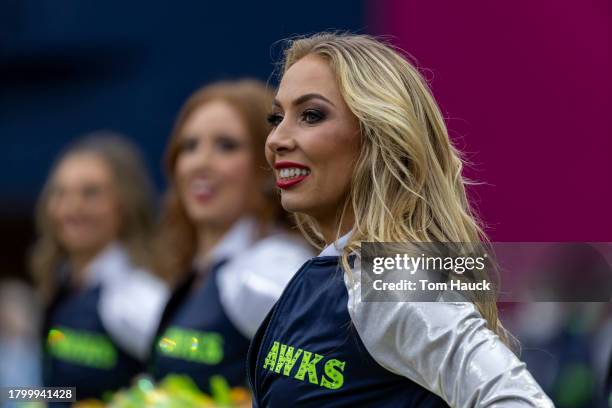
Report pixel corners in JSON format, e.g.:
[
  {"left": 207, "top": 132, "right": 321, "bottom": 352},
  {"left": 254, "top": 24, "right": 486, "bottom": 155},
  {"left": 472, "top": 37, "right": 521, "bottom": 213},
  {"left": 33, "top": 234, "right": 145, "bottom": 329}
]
[
  {"left": 274, "top": 161, "right": 311, "bottom": 189},
  {"left": 191, "top": 179, "right": 216, "bottom": 202},
  {"left": 62, "top": 216, "right": 91, "bottom": 229}
]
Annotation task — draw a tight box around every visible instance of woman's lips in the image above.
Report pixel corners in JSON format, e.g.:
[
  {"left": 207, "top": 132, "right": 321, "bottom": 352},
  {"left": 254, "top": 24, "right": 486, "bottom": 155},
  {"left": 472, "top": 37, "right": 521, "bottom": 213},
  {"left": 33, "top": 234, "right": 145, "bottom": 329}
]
[
  {"left": 191, "top": 179, "right": 215, "bottom": 203},
  {"left": 60, "top": 217, "right": 92, "bottom": 232},
  {"left": 274, "top": 161, "right": 311, "bottom": 189},
  {"left": 276, "top": 174, "right": 308, "bottom": 189}
]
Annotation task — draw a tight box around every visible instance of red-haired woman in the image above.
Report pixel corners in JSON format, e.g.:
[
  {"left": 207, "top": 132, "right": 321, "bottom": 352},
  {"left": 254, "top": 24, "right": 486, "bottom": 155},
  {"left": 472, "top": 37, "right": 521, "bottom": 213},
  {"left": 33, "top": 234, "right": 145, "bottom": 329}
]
[{"left": 148, "top": 80, "right": 312, "bottom": 393}]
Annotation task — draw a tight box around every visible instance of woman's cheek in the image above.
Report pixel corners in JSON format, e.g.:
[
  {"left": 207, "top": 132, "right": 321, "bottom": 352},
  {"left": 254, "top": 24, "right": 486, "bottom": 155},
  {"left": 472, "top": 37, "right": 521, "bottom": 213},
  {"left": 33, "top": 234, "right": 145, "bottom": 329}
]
[{"left": 228, "top": 155, "right": 254, "bottom": 187}]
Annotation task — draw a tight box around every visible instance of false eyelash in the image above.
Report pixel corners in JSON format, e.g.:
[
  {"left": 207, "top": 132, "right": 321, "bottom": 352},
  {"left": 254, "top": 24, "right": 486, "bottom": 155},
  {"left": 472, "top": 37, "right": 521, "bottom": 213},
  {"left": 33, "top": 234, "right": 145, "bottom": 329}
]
[{"left": 267, "top": 113, "right": 283, "bottom": 126}]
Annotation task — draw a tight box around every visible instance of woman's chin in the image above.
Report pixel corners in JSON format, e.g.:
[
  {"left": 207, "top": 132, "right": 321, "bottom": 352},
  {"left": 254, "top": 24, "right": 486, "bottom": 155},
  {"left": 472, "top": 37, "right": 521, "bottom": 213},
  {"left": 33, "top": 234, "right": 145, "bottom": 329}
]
[
  {"left": 280, "top": 195, "right": 309, "bottom": 215},
  {"left": 61, "top": 239, "right": 110, "bottom": 256}
]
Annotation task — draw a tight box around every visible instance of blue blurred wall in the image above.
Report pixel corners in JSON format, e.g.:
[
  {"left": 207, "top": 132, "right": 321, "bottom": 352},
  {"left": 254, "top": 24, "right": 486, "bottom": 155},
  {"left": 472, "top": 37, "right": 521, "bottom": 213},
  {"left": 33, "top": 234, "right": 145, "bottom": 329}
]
[
  {"left": 0, "top": 0, "right": 365, "bottom": 277},
  {"left": 1, "top": 0, "right": 366, "bottom": 203}
]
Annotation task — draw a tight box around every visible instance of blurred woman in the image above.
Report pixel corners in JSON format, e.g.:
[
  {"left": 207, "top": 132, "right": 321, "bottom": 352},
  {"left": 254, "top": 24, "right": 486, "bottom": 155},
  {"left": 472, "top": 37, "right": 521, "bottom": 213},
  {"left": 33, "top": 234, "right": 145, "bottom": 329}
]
[
  {"left": 248, "top": 33, "right": 553, "bottom": 407},
  {"left": 148, "top": 80, "right": 312, "bottom": 393},
  {"left": 31, "top": 133, "right": 168, "bottom": 401}
]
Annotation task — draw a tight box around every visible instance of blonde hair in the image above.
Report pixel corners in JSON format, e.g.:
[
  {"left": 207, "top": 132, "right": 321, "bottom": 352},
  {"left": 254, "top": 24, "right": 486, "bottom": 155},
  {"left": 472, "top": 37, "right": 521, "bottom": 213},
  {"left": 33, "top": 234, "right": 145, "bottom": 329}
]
[
  {"left": 280, "top": 32, "right": 511, "bottom": 346},
  {"left": 30, "top": 132, "right": 156, "bottom": 302}
]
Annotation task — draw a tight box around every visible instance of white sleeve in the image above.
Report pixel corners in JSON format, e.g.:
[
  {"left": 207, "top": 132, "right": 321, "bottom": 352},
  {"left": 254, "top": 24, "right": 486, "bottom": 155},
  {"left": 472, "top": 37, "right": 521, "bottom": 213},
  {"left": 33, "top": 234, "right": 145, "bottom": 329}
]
[
  {"left": 217, "top": 235, "right": 313, "bottom": 339},
  {"left": 345, "top": 257, "right": 554, "bottom": 408},
  {"left": 98, "top": 268, "right": 170, "bottom": 361}
]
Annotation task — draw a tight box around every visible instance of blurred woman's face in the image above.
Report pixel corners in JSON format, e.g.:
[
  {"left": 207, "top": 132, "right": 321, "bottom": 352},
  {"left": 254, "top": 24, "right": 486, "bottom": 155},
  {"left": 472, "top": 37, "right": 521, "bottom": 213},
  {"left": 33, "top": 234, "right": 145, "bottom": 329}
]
[
  {"left": 265, "top": 54, "right": 361, "bottom": 223},
  {"left": 47, "top": 153, "right": 121, "bottom": 256},
  {"left": 175, "top": 100, "right": 257, "bottom": 228}
]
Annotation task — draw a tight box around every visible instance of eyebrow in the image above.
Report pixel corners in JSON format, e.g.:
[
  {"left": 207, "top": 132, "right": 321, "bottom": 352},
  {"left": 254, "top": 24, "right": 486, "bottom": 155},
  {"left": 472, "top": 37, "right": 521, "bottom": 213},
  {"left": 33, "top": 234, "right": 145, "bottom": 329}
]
[{"left": 273, "top": 93, "right": 335, "bottom": 108}]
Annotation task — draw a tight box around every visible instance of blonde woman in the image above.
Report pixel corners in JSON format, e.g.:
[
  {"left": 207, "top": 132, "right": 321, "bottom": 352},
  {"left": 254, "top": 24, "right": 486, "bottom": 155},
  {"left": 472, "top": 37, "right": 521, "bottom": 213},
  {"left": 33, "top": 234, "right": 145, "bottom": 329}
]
[
  {"left": 247, "top": 33, "right": 554, "bottom": 407},
  {"left": 148, "top": 80, "right": 312, "bottom": 393},
  {"left": 31, "top": 133, "right": 168, "bottom": 401}
]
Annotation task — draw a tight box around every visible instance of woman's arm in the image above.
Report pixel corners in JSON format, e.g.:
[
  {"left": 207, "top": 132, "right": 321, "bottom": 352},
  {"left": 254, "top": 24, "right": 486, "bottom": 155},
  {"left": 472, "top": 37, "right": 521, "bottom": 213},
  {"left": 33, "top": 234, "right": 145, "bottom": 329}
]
[
  {"left": 217, "top": 234, "right": 313, "bottom": 339},
  {"left": 99, "top": 268, "right": 170, "bottom": 361},
  {"left": 345, "top": 257, "right": 554, "bottom": 408}
]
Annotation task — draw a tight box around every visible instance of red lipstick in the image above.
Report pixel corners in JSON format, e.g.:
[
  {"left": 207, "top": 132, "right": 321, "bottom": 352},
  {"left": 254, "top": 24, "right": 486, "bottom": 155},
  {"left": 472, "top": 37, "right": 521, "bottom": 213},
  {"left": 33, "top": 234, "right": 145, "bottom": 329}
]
[
  {"left": 274, "top": 161, "right": 311, "bottom": 189},
  {"left": 274, "top": 161, "right": 310, "bottom": 170}
]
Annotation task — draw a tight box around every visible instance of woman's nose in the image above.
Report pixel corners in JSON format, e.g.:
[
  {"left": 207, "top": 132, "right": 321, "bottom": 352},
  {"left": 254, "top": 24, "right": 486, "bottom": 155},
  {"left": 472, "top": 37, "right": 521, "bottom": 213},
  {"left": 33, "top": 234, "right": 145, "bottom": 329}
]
[
  {"left": 188, "top": 143, "right": 215, "bottom": 171},
  {"left": 266, "top": 123, "right": 295, "bottom": 154}
]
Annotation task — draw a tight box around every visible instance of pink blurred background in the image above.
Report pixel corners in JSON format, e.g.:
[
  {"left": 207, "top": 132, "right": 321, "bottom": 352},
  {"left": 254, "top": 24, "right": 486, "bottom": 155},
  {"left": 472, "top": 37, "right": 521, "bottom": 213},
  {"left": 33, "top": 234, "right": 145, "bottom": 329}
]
[{"left": 371, "top": 0, "right": 611, "bottom": 241}]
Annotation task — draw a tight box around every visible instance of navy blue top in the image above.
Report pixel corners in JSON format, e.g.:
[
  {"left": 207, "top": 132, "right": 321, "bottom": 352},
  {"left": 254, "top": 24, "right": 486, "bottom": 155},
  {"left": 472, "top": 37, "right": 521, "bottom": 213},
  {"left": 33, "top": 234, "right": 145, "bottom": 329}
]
[
  {"left": 43, "top": 285, "right": 143, "bottom": 401},
  {"left": 149, "top": 260, "right": 252, "bottom": 392},
  {"left": 247, "top": 256, "right": 448, "bottom": 407}
]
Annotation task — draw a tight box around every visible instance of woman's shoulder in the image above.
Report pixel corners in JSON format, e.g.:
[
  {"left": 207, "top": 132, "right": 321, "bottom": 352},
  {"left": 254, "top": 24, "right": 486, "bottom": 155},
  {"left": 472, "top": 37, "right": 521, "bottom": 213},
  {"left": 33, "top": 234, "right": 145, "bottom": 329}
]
[
  {"left": 344, "top": 256, "right": 554, "bottom": 407},
  {"left": 245, "top": 231, "right": 314, "bottom": 267},
  {"left": 96, "top": 244, "right": 170, "bottom": 361},
  {"left": 220, "top": 231, "right": 314, "bottom": 283},
  {"left": 215, "top": 232, "right": 314, "bottom": 339}
]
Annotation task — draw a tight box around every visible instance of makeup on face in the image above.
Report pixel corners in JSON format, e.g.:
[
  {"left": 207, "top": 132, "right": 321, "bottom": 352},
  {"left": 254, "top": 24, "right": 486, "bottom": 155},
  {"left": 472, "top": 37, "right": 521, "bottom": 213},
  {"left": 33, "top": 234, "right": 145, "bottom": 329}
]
[
  {"left": 274, "top": 160, "right": 311, "bottom": 189},
  {"left": 174, "top": 100, "right": 256, "bottom": 228},
  {"left": 264, "top": 55, "right": 361, "bottom": 222},
  {"left": 266, "top": 93, "right": 337, "bottom": 191},
  {"left": 179, "top": 133, "right": 246, "bottom": 204},
  {"left": 48, "top": 154, "right": 120, "bottom": 255}
]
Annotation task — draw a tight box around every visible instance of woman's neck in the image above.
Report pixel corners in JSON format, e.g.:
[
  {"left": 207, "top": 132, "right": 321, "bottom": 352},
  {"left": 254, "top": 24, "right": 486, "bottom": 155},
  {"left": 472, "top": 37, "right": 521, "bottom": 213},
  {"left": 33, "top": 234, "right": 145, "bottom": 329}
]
[
  {"left": 68, "top": 246, "right": 105, "bottom": 288},
  {"left": 317, "top": 210, "right": 355, "bottom": 245}
]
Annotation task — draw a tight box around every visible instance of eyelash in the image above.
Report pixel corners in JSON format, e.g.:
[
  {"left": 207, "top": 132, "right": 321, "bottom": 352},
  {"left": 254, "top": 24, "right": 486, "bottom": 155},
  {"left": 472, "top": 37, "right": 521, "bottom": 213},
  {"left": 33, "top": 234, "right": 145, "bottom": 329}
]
[
  {"left": 303, "top": 109, "right": 324, "bottom": 124},
  {"left": 180, "top": 138, "right": 198, "bottom": 152},
  {"left": 266, "top": 109, "right": 325, "bottom": 127},
  {"left": 216, "top": 137, "right": 240, "bottom": 152},
  {"left": 179, "top": 136, "right": 241, "bottom": 153},
  {"left": 267, "top": 113, "right": 283, "bottom": 127}
]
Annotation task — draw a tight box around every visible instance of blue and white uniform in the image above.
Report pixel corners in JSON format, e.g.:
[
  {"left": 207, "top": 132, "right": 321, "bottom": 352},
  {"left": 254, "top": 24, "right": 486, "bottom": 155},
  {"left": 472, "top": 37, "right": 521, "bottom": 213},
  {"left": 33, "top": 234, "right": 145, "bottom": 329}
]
[
  {"left": 149, "top": 217, "right": 313, "bottom": 393},
  {"left": 43, "top": 243, "right": 169, "bottom": 400},
  {"left": 248, "top": 233, "right": 554, "bottom": 407}
]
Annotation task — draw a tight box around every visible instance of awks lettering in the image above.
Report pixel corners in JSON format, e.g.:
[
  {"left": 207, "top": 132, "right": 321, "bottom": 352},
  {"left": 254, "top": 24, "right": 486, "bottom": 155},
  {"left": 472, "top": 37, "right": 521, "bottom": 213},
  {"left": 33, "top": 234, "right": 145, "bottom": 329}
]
[{"left": 262, "top": 341, "right": 346, "bottom": 390}]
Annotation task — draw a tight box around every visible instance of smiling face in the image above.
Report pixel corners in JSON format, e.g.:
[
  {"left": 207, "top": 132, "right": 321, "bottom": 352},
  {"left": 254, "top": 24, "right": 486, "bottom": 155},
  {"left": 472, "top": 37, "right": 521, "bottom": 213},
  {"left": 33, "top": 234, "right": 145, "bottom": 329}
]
[
  {"left": 47, "top": 153, "right": 121, "bottom": 256},
  {"left": 265, "top": 54, "right": 361, "bottom": 225},
  {"left": 175, "top": 100, "right": 258, "bottom": 229}
]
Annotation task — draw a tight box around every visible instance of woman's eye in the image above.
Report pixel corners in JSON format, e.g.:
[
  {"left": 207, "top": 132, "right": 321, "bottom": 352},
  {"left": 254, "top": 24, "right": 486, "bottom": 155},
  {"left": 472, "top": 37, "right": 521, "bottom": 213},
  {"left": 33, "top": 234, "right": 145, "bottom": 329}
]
[
  {"left": 180, "top": 137, "right": 198, "bottom": 152},
  {"left": 302, "top": 109, "right": 324, "bottom": 124},
  {"left": 267, "top": 113, "right": 283, "bottom": 127},
  {"left": 82, "top": 184, "right": 103, "bottom": 199},
  {"left": 215, "top": 136, "right": 241, "bottom": 152}
]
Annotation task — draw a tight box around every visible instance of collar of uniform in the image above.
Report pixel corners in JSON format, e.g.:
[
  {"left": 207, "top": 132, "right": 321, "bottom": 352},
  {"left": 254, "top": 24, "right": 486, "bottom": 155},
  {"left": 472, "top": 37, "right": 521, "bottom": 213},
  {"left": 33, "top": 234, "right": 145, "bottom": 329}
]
[
  {"left": 87, "top": 242, "right": 133, "bottom": 288},
  {"left": 318, "top": 230, "right": 353, "bottom": 257},
  {"left": 193, "top": 216, "right": 258, "bottom": 271}
]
